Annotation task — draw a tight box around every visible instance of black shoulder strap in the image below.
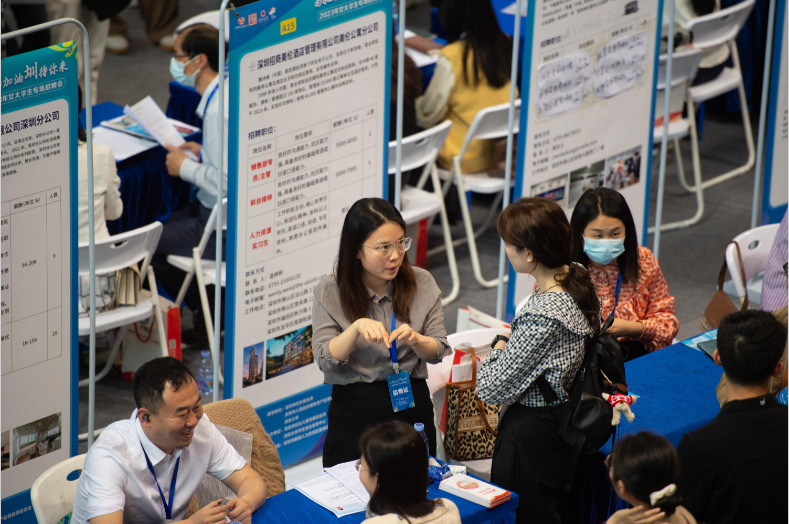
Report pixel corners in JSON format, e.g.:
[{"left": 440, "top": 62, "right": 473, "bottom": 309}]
[{"left": 535, "top": 372, "right": 559, "bottom": 405}]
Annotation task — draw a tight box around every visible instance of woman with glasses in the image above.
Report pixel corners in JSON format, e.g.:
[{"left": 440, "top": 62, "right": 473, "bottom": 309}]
[{"left": 312, "top": 198, "right": 452, "bottom": 468}]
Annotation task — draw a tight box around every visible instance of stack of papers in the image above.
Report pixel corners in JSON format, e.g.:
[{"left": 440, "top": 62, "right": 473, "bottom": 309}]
[
  {"left": 292, "top": 460, "right": 369, "bottom": 518},
  {"left": 121, "top": 96, "right": 198, "bottom": 160},
  {"left": 439, "top": 474, "right": 511, "bottom": 509}
]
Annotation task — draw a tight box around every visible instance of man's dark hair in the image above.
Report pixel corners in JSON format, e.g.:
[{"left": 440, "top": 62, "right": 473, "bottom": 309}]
[
  {"left": 180, "top": 24, "right": 220, "bottom": 72},
  {"left": 132, "top": 357, "right": 196, "bottom": 415},
  {"left": 717, "top": 310, "right": 787, "bottom": 386}
]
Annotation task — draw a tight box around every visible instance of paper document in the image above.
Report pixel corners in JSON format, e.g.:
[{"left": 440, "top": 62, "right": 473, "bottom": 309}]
[
  {"left": 124, "top": 96, "right": 198, "bottom": 160},
  {"left": 324, "top": 460, "right": 371, "bottom": 504},
  {"left": 92, "top": 126, "right": 157, "bottom": 162},
  {"left": 293, "top": 474, "right": 366, "bottom": 518},
  {"left": 101, "top": 114, "right": 198, "bottom": 142},
  {"left": 536, "top": 51, "right": 592, "bottom": 117},
  {"left": 593, "top": 32, "right": 647, "bottom": 99},
  {"left": 501, "top": 1, "right": 528, "bottom": 16},
  {"left": 404, "top": 47, "right": 438, "bottom": 68}
]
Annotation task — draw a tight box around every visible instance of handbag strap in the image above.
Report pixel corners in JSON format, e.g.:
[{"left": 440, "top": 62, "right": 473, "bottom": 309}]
[
  {"left": 718, "top": 242, "right": 749, "bottom": 310},
  {"left": 465, "top": 345, "right": 498, "bottom": 436}
]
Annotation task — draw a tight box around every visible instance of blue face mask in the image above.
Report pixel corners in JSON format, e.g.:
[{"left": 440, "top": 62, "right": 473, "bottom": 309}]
[
  {"left": 583, "top": 237, "right": 625, "bottom": 265},
  {"left": 170, "top": 56, "right": 200, "bottom": 87}
]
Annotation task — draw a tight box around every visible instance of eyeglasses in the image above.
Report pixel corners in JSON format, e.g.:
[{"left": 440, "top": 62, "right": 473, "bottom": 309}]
[
  {"left": 173, "top": 53, "right": 190, "bottom": 60},
  {"left": 361, "top": 238, "right": 412, "bottom": 258}
]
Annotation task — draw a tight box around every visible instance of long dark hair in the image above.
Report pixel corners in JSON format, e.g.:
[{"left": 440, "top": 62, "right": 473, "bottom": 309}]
[
  {"left": 334, "top": 198, "right": 416, "bottom": 323},
  {"left": 610, "top": 432, "right": 684, "bottom": 516},
  {"left": 432, "top": 0, "right": 513, "bottom": 89},
  {"left": 498, "top": 197, "right": 600, "bottom": 334},
  {"left": 570, "top": 188, "right": 640, "bottom": 284},
  {"left": 359, "top": 420, "right": 435, "bottom": 521}
]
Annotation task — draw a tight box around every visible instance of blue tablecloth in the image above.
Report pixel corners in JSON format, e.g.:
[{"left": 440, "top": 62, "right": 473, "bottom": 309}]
[
  {"left": 166, "top": 81, "right": 204, "bottom": 128},
  {"left": 252, "top": 476, "right": 518, "bottom": 524},
  {"left": 568, "top": 342, "right": 723, "bottom": 523},
  {"left": 81, "top": 102, "right": 201, "bottom": 235}
]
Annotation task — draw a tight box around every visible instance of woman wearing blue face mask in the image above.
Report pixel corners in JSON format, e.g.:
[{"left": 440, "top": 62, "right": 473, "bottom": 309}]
[{"left": 570, "top": 188, "right": 679, "bottom": 359}]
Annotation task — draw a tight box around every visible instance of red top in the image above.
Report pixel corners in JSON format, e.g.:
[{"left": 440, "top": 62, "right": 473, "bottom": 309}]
[{"left": 588, "top": 245, "right": 679, "bottom": 352}]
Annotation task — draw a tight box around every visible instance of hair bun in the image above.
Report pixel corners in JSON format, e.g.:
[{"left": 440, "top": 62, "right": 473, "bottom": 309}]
[{"left": 649, "top": 483, "right": 677, "bottom": 507}]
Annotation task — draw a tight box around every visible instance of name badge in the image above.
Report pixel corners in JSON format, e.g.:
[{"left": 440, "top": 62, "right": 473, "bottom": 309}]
[{"left": 387, "top": 371, "right": 415, "bottom": 412}]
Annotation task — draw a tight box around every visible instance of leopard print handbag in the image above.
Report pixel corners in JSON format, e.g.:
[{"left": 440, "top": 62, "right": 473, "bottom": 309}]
[{"left": 443, "top": 345, "right": 501, "bottom": 460}]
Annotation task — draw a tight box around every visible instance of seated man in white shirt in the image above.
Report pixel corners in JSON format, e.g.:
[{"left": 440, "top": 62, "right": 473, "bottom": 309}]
[
  {"left": 151, "top": 23, "right": 228, "bottom": 339},
  {"left": 71, "top": 357, "right": 267, "bottom": 524}
]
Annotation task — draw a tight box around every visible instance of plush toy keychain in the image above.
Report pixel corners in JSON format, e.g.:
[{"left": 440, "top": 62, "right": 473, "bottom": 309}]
[{"left": 602, "top": 392, "right": 639, "bottom": 426}]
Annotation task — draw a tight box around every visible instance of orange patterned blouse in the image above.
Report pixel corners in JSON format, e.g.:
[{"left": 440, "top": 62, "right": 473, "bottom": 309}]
[{"left": 588, "top": 245, "right": 679, "bottom": 352}]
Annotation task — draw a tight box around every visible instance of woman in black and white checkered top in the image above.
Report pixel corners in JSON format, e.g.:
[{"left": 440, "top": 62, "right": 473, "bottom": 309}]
[{"left": 477, "top": 197, "right": 600, "bottom": 524}]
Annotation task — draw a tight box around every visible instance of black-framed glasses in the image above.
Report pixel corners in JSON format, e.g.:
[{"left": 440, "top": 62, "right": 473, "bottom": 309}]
[
  {"left": 361, "top": 238, "right": 412, "bottom": 258},
  {"left": 173, "top": 53, "right": 190, "bottom": 60}
]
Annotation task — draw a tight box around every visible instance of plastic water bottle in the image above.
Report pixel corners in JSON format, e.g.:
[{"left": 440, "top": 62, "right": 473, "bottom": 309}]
[
  {"left": 196, "top": 350, "right": 214, "bottom": 398},
  {"left": 414, "top": 422, "right": 429, "bottom": 457}
]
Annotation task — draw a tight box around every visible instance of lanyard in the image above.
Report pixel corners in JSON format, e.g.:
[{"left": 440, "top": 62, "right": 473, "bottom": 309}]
[
  {"left": 198, "top": 83, "right": 220, "bottom": 163},
  {"left": 141, "top": 443, "right": 180, "bottom": 521},
  {"left": 609, "top": 272, "right": 622, "bottom": 319},
  {"left": 368, "top": 304, "right": 399, "bottom": 374}
]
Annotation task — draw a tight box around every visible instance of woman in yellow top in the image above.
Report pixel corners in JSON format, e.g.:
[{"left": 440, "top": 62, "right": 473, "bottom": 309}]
[{"left": 416, "top": 0, "right": 517, "bottom": 173}]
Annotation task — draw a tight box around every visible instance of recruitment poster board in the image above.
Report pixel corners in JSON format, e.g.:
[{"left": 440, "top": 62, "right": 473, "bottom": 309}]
[
  {"left": 226, "top": 0, "right": 391, "bottom": 466},
  {"left": 762, "top": 0, "right": 788, "bottom": 225},
  {"left": 1, "top": 41, "right": 79, "bottom": 521},
  {"left": 507, "top": 0, "right": 662, "bottom": 317}
]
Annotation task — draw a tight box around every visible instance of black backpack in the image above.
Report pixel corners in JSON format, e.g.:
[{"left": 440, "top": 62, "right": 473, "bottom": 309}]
[{"left": 535, "top": 315, "right": 628, "bottom": 492}]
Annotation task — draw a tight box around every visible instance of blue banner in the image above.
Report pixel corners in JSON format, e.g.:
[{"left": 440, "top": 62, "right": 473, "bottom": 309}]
[
  {"left": 1, "top": 39, "right": 80, "bottom": 521},
  {"left": 225, "top": 0, "right": 391, "bottom": 467}
]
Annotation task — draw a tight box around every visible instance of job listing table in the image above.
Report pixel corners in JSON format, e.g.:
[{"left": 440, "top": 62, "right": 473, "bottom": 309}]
[{"left": 1, "top": 187, "right": 63, "bottom": 375}]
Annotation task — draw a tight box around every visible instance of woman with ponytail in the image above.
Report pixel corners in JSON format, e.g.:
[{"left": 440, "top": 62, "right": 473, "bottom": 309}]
[
  {"left": 606, "top": 432, "right": 696, "bottom": 524},
  {"left": 477, "top": 197, "right": 600, "bottom": 524}
]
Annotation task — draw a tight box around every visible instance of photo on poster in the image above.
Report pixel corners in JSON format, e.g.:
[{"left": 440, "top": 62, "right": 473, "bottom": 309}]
[
  {"left": 604, "top": 146, "right": 642, "bottom": 191},
  {"left": 530, "top": 174, "right": 569, "bottom": 208},
  {"left": 243, "top": 342, "right": 266, "bottom": 389},
  {"left": 266, "top": 325, "right": 314, "bottom": 380},
  {"left": 568, "top": 160, "right": 605, "bottom": 208},
  {"left": 2, "top": 431, "right": 9, "bottom": 471},
  {"left": 12, "top": 413, "right": 61, "bottom": 468}
]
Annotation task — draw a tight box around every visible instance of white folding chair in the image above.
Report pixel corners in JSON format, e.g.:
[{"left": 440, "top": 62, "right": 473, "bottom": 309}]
[
  {"left": 31, "top": 454, "right": 85, "bottom": 524},
  {"left": 430, "top": 100, "right": 521, "bottom": 289},
  {"left": 389, "top": 121, "right": 459, "bottom": 305},
  {"left": 649, "top": 48, "right": 705, "bottom": 233},
  {"left": 680, "top": 0, "right": 756, "bottom": 191},
  {"left": 166, "top": 198, "right": 227, "bottom": 383},
  {"left": 77, "top": 222, "right": 167, "bottom": 388},
  {"left": 726, "top": 223, "right": 780, "bottom": 306},
  {"left": 426, "top": 328, "right": 505, "bottom": 478}
]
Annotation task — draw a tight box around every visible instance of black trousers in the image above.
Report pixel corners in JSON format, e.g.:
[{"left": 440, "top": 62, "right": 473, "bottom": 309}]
[
  {"left": 323, "top": 378, "right": 437, "bottom": 468},
  {"left": 150, "top": 202, "right": 226, "bottom": 310},
  {"left": 491, "top": 402, "right": 572, "bottom": 524}
]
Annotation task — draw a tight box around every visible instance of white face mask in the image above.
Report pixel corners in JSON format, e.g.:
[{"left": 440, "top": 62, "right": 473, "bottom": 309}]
[{"left": 170, "top": 55, "right": 201, "bottom": 87}]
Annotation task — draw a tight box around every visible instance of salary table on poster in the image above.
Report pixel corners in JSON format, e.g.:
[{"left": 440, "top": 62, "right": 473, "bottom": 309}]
[{"left": 1, "top": 188, "right": 63, "bottom": 376}]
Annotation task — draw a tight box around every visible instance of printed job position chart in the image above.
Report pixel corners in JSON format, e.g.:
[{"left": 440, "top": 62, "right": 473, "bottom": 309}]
[{"left": 229, "top": 3, "right": 388, "bottom": 408}]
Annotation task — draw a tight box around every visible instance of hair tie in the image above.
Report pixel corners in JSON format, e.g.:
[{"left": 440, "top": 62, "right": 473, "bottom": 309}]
[{"left": 649, "top": 483, "right": 677, "bottom": 507}]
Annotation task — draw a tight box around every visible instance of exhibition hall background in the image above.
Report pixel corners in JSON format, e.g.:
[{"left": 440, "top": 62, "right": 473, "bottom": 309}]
[{"left": 27, "top": 0, "right": 776, "bottom": 452}]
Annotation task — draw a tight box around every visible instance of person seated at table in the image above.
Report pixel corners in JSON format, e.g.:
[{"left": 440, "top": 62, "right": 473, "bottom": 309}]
[
  {"left": 677, "top": 310, "right": 788, "bottom": 524},
  {"left": 605, "top": 432, "right": 697, "bottom": 524},
  {"left": 71, "top": 357, "right": 267, "bottom": 524},
  {"left": 312, "top": 198, "right": 452, "bottom": 468},
  {"left": 416, "top": 0, "right": 516, "bottom": 174},
  {"left": 570, "top": 188, "right": 679, "bottom": 359},
  {"left": 358, "top": 420, "right": 461, "bottom": 524},
  {"left": 477, "top": 197, "right": 600, "bottom": 524},
  {"left": 151, "top": 23, "right": 227, "bottom": 331},
  {"left": 662, "top": 0, "right": 728, "bottom": 85},
  {"left": 387, "top": 38, "right": 423, "bottom": 203}
]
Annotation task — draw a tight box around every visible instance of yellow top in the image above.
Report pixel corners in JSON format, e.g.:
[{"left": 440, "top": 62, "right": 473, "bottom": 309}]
[{"left": 417, "top": 41, "right": 517, "bottom": 173}]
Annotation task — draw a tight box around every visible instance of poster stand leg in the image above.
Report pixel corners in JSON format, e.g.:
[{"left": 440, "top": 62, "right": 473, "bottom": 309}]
[
  {"left": 2, "top": 17, "right": 96, "bottom": 448},
  {"left": 751, "top": 0, "right": 778, "bottom": 228},
  {"left": 494, "top": 0, "right": 524, "bottom": 319},
  {"left": 193, "top": 247, "right": 225, "bottom": 387}
]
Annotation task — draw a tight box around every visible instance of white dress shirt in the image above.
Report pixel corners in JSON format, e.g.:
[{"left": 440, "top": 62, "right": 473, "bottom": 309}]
[
  {"left": 71, "top": 409, "right": 246, "bottom": 524},
  {"left": 77, "top": 141, "right": 123, "bottom": 244},
  {"left": 179, "top": 75, "right": 229, "bottom": 210}
]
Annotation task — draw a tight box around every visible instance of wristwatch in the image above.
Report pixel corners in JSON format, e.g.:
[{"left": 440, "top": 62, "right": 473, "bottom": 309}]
[{"left": 490, "top": 334, "right": 509, "bottom": 349}]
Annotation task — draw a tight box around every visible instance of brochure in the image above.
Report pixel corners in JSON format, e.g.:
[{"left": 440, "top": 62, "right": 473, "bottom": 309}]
[{"left": 292, "top": 473, "right": 367, "bottom": 518}]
